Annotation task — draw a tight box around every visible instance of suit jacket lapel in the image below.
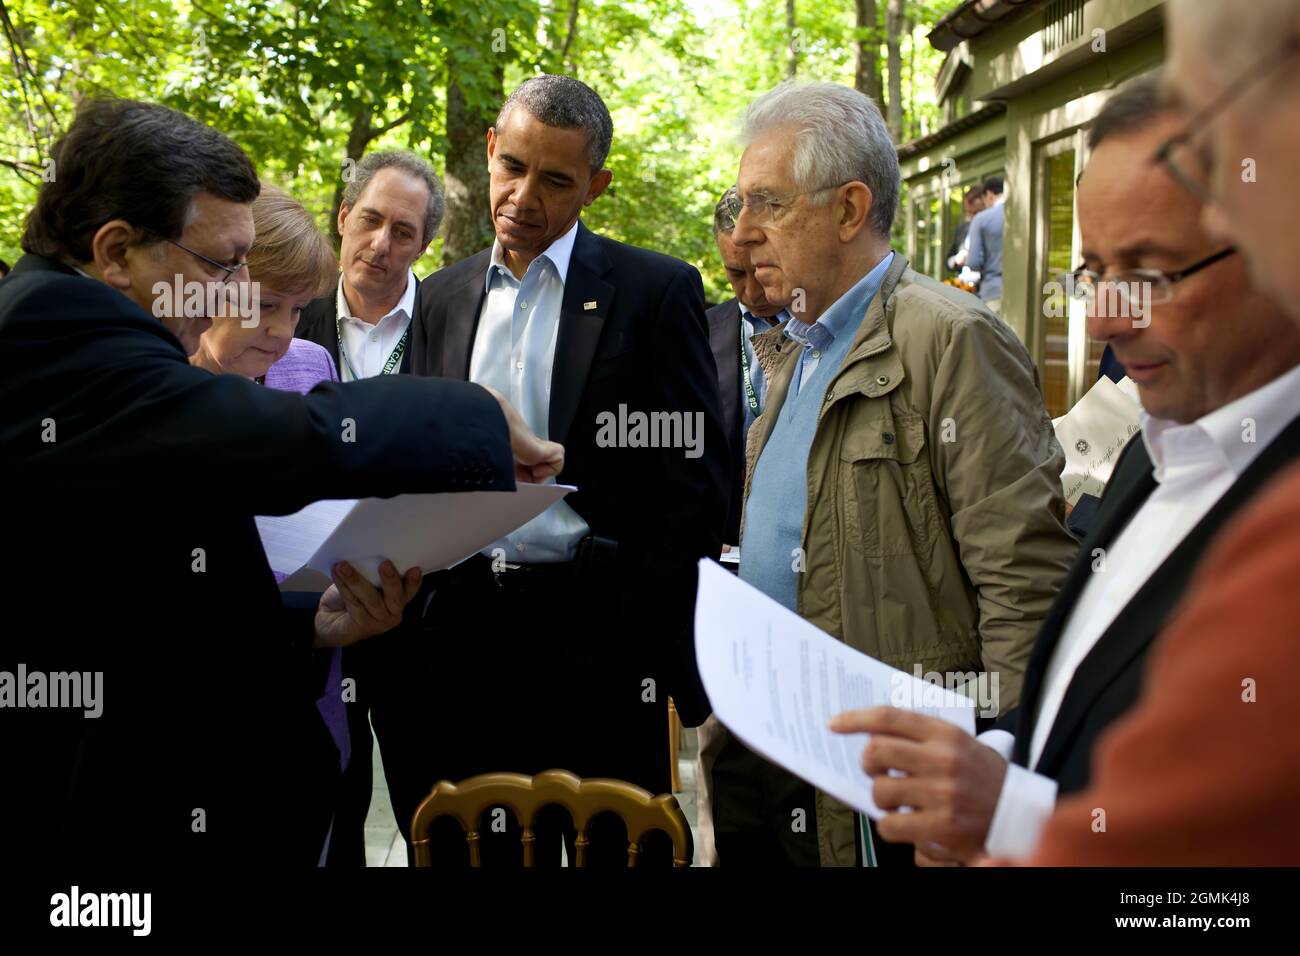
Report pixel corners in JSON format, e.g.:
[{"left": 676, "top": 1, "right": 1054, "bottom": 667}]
[
  {"left": 296, "top": 294, "right": 341, "bottom": 370},
  {"left": 1012, "top": 435, "right": 1155, "bottom": 763},
  {"left": 439, "top": 253, "right": 492, "bottom": 380},
  {"left": 709, "top": 298, "right": 743, "bottom": 444},
  {"left": 397, "top": 277, "right": 420, "bottom": 375},
  {"left": 548, "top": 222, "right": 614, "bottom": 446},
  {"left": 1032, "top": 414, "right": 1300, "bottom": 776}
]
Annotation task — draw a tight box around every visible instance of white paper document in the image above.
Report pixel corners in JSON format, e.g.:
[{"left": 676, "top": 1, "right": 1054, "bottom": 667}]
[
  {"left": 1052, "top": 375, "right": 1141, "bottom": 504},
  {"left": 693, "top": 559, "right": 975, "bottom": 819},
  {"left": 256, "top": 484, "right": 575, "bottom": 591}
]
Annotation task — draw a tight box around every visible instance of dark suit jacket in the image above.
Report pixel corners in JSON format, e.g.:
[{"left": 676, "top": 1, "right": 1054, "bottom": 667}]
[
  {"left": 1098, "top": 344, "right": 1126, "bottom": 384},
  {"left": 706, "top": 297, "right": 744, "bottom": 544},
  {"left": 0, "top": 254, "right": 514, "bottom": 867},
  {"left": 410, "top": 221, "right": 730, "bottom": 724},
  {"left": 1008, "top": 413, "right": 1300, "bottom": 794},
  {"left": 295, "top": 273, "right": 422, "bottom": 375}
]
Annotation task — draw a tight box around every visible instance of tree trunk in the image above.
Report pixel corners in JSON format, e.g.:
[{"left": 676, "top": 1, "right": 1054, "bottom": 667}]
[
  {"left": 885, "top": 0, "right": 904, "bottom": 141},
  {"left": 786, "top": 0, "right": 797, "bottom": 78},
  {"left": 442, "top": 65, "right": 504, "bottom": 266},
  {"left": 330, "top": 108, "right": 374, "bottom": 245},
  {"left": 560, "top": 0, "right": 580, "bottom": 74},
  {"left": 906, "top": 13, "right": 916, "bottom": 138},
  {"left": 853, "top": 0, "right": 883, "bottom": 110}
]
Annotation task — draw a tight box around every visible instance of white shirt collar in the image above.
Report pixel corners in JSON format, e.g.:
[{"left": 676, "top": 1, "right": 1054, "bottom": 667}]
[
  {"left": 484, "top": 219, "right": 581, "bottom": 292},
  {"left": 1140, "top": 361, "right": 1300, "bottom": 482},
  {"left": 337, "top": 268, "right": 417, "bottom": 327}
]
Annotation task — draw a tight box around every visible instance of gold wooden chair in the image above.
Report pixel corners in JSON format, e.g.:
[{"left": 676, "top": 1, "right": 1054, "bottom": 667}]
[
  {"left": 410, "top": 768, "right": 693, "bottom": 867},
  {"left": 668, "top": 696, "right": 683, "bottom": 793}
]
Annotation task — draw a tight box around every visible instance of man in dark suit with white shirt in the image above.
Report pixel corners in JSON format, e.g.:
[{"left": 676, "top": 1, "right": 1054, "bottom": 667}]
[
  {"left": 831, "top": 75, "right": 1300, "bottom": 865},
  {"left": 293, "top": 149, "right": 444, "bottom": 865},
  {"left": 295, "top": 150, "right": 439, "bottom": 380},
  {"left": 374, "top": 74, "right": 730, "bottom": 866}
]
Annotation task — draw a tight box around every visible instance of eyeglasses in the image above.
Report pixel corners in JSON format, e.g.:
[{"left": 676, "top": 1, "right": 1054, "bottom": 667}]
[
  {"left": 1153, "top": 34, "right": 1300, "bottom": 202},
  {"left": 722, "top": 182, "right": 849, "bottom": 228},
  {"left": 1061, "top": 247, "right": 1236, "bottom": 316},
  {"left": 139, "top": 225, "right": 248, "bottom": 284}
]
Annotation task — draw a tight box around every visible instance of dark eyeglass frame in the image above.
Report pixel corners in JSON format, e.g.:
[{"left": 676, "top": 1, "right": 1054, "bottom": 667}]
[
  {"left": 138, "top": 224, "right": 248, "bottom": 284},
  {"left": 1061, "top": 246, "right": 1237, "bottom": 308},
  {"left": 1153, "top": 34, "right": 1300, "bottom": 201}
]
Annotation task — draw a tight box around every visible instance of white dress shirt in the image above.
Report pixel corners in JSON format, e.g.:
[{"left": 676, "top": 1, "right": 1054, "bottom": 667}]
[
  {"left": 470, "top": 220, "right": 589, "bottom": 563},
  {"left": 982, "top": 362, "right": 1300, "bottom": 859},
  {"left": 335, "top": 270, "right": 417, "bottom": 382}
]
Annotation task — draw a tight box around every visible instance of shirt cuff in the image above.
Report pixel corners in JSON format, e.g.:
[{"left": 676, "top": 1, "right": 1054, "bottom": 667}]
[
  {"left": 977, "top": 728, "right": 1016, "bottom": 762},
  {"left": 984, "top": 762, "right": 1058, "bottom": 860}
]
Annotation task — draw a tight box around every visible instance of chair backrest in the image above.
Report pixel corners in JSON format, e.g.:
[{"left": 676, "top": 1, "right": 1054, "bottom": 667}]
[{"left": 410, "top": 768, "right": 692, "bottom": 867}]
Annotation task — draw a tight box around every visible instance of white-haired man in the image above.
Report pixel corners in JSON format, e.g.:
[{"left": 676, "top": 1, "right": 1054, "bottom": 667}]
[{"left": 722, "top": 80, "right": 1077, "bottom": 867}]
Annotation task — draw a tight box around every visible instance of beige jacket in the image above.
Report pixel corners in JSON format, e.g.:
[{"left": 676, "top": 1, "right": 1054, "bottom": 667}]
[{"left": 742, "top": 254, "right": 1076, "bottom": 866}]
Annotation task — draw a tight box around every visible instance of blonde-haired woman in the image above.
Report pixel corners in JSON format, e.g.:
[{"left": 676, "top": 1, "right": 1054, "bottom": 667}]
[
  {"left": 194, "top": 184, "right": 414, "bottom": 865},
  {"left": 192, "top": 184, "right": 339, "bottom": 387}
]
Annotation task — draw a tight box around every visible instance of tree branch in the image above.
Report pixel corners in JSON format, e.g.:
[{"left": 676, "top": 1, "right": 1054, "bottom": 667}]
[
  {"left": 372, "top": 109, "right": 413, "bottom": 138},
  {"left": 560, "top": 0, "right": 579, "bottom": 72}
]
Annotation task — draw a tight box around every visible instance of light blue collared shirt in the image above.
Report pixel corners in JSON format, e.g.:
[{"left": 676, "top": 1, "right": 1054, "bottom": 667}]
[
  {"left": 470, "top": 219, "right": 589, "bottom": 563},
  {"left": 782, "top": 252, "right": 894, "bottom": 395},
  {"left": 739, "top": 251, "right": 895, "bottom": 612}
]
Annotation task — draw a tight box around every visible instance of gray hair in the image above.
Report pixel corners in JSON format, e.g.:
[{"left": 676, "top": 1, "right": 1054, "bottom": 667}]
[
  {"left": 342, "top": 149, "right": 445, "bottom": 246},
  {"left": 1087, "top": 72, "right": 1169, "bottom": 151},
  {"left": 741, "top": 80, "right": 900, "bottom": 236},
  {"left": 713, "top": 185, "right": 738, "bottom": 235},
  {"left": 496, "top": 74, "right": 613, "bottom": 172}
]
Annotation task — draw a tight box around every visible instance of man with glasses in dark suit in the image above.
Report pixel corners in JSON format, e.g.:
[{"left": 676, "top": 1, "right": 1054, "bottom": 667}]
[
  {"left": 832, "top": 74, "right": 1300, "bottom": 866},
  {"left": 0, "top": 98, "right": 561, "bottom": 870}
]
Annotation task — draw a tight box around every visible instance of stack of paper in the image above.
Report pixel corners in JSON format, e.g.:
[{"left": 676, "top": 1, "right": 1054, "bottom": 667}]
[
  {"left": 1052, "top": 376, "right": 1141, "bottom": 505},
  {"left": 256, "top": 484, "right": 575, "bottom": 590},
  {"left": 694, "top": 559, "right": 975, "bottom": 819}
]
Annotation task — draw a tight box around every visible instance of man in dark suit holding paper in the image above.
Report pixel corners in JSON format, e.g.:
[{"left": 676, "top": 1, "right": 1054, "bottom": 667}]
[
  {"left": 375, "top": 74, "right": 729, "bottom": 866},
  {"left": 0, "top": 98, "right": 561, "bottom": 869},
  {"left": 830, "top": 76, "right": 1300, "bottom": 865}
]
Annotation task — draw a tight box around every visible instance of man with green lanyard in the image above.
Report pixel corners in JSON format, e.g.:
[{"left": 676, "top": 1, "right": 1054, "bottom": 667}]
[
  {"left": 706, "top": 185, "right": 790, "bottom": 551},
  {"left": 294, "top": 148, "right": 444, "bottom": 865},
  {"left": 702, "top": 186, "right": 793, "bottom": 867}
]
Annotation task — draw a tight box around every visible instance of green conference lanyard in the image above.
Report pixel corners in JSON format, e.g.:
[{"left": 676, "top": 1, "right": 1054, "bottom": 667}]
[
  {"left": 336, "top": 314, "right": 409, "bottom": 382},
  {"left": 739, "top": 318, "right": 761, "bottom": 415},
  {"left": 858, "top": 813, "right": 879, "bottom": 867}
]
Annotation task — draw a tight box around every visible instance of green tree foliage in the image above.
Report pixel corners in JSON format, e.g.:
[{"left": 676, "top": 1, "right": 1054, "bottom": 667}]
[{"left": 0, "top": 0, "right": 958, "bottom": 299}]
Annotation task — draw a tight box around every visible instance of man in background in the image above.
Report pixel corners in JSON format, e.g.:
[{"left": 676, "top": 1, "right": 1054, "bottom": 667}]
[
  {"left": 945, "top": 186, "right": 985, "bottom": 274},
  {"left": 964, "top": 176, "right": 1005, "bottom": 313},
  {"left": 699, "top": 185, "right": 791, "bottom": 866}
]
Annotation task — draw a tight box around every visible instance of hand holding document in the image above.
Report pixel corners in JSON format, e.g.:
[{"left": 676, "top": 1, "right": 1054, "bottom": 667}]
[
  {"left": 256, "top": 484, "right": 574, "bottom": 590},
  {"left": 694, "top": 559, "right": 974, "bottom": 819},
  {"left": 1052, "top": 375, "right": 1141, "bottom": 504}
]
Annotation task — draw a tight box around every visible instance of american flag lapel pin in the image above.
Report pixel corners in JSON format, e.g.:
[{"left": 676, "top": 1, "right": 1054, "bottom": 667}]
[{"left": 583, "top": 300, "right": 598, "bottom": 311}]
